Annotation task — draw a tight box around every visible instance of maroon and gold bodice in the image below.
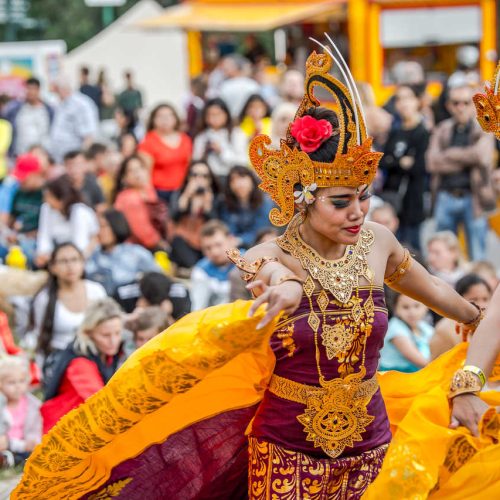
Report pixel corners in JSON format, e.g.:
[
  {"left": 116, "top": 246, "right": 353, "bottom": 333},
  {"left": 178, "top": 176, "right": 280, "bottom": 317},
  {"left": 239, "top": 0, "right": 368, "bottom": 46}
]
[{"left": 251, "top": 287, "right": 391, "bottom": 458}]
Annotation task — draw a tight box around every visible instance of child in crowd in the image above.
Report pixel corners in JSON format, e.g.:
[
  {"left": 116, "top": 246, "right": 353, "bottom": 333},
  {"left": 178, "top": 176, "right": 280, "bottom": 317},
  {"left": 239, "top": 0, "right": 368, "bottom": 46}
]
[
  {"left": 129, "top": 306, "right": 170, "bottom": 349},
  {"left": 379, "top": 292, "right": 434, "bottom": 373},
  {"left": 426, "top": 231, "right": 466, "bottom": 287},
  {"left": 430, "top": 274, "right": 492, "bottom": 360},
  {"left": 369, "top": 202, "right": 399, "bottom": 235},
  {"left": 190, "top": 220, "right": 236, "bottom": 311},
  {"left": 0, "top": 356, "right": 42, "bottom": 466}
]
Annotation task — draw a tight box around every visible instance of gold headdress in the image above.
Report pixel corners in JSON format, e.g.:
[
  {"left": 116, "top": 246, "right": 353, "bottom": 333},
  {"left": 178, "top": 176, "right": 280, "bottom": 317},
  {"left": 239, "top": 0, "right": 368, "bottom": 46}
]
[
  {"left": 473, "top": 61, "right": 500, "bottom": 139},
  {"left": 249, "top": 43, "right": 382, "bottom": 227}
]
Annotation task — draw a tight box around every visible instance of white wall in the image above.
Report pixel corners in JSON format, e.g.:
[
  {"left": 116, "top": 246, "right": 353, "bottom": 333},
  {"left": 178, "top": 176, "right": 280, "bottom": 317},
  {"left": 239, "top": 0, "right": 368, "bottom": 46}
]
[{"left": 63, "top": 0, "right": 189, "bottom": 115}]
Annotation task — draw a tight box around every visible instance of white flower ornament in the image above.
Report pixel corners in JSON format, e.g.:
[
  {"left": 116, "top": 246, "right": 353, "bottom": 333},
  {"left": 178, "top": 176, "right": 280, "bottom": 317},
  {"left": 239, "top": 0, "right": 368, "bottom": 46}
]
[{"left": 294, "top": 183, "right": 317, "bottom": 205}]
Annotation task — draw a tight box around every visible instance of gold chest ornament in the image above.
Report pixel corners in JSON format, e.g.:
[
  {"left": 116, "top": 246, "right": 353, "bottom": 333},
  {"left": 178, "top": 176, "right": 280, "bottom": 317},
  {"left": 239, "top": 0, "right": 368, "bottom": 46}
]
[{"left": 270, "top": 214, "right": 379, "bottom": 458}]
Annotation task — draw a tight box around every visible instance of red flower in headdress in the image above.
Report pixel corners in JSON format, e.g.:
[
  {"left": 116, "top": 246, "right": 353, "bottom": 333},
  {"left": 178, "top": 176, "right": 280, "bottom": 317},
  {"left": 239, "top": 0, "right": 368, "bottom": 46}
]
[{"left": 290, "top": 115, "right": 333, "bottom": 153}]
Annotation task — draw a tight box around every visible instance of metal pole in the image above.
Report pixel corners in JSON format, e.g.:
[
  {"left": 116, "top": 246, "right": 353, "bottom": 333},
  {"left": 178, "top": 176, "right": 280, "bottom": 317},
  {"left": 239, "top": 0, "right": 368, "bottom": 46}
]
[
  {"left": 5, "top": 0, "right": 17, "bottom": 42},
  {"left": 102, "top": 6, "right": 114, "bottom": 28}
]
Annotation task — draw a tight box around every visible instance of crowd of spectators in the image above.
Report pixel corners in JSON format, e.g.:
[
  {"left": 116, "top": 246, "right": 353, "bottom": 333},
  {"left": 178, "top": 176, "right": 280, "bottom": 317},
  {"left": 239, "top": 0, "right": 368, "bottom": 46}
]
[{"left": 0, "top": 45, "right": 499, "bottom": 469}]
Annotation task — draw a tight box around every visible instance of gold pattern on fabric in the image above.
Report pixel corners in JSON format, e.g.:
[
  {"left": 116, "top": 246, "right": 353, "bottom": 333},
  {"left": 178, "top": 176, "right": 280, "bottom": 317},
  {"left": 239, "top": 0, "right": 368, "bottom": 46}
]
[
  {"left": 269, "top": 370, "right": 378, "bottom": 459},
  {"left": 12, "top": 301, "right": 276, "bottom": 500},
  {"left": 443, "top": 436, "right": 477, "bottom": 474},
  {"left": 248, "top": 436, "right": 388, "bottom": 500},
  {"left": 88, "top": 478, "right": 133, "bottom": 499},
  {"left": 473, "top": 61, "right": 500, "bottom": 140},
  {"left": 277, "top": 213, "right": 375, "bottom": 304},
  {"left": 275, "top": 323, "right": 296, "bottom": 357}
]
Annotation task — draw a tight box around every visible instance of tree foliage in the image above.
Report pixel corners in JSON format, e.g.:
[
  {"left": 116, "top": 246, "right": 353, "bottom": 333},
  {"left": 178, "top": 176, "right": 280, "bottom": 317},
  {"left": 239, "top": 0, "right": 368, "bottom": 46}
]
[{"left": 23, "top": 0, "right": 175, "bottom": 51}]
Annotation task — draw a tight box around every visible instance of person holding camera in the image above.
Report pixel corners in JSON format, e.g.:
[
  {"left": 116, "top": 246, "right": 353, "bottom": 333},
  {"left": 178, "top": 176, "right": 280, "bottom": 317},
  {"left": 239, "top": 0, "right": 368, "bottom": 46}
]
[
  {"left": 192, "top": 98, "right": 248, "bottom": 181},
  {"left": 168, "top": 161, "right": 220, "bottom": 271}
]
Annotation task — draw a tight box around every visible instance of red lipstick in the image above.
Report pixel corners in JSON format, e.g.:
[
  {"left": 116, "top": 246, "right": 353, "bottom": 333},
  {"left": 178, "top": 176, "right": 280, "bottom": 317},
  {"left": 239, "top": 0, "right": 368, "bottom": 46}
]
[{"left": 345, "top": 225, "right": 361, "bottom": 234}]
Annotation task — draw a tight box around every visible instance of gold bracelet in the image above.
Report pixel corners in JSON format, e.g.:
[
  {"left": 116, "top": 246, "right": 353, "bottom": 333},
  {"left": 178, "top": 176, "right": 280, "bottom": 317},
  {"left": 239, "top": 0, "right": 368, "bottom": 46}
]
[
  {"left": 384, "top": 248, "right": 413, "bottom": 286},
  {"left": 455, "top": 302, "right": 485, "bottom": 339},
  {"left": 448, "top": 369, "right": 484, "bottom": 400},
  {"left": 275, "top": 274, "right": 304, "bottom": 286},
  {"left": 226, "top": 249, "right": 278, "bottom": 283},
  {"left": 463, "top": 365, "right": 487, "bottom": 386}
]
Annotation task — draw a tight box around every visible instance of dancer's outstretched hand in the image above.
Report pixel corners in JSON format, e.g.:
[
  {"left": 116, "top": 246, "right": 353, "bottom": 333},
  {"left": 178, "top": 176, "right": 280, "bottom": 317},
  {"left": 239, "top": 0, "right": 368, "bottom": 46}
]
[
  {"left": 247, "top": 280, "right": 302, "bottom": 329},
  {"left": 450, "top": 393, "right": 490, "bottom": 437}
]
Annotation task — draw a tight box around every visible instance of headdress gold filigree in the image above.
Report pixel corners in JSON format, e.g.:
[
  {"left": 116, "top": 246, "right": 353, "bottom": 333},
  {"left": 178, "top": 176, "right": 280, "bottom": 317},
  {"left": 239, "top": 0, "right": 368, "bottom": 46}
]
[
  {"left": 249, "top": 50, "right": 382, "bottom": 226},
  {"left": 473, "top": 61, "right": 500, "bottom": 139}
]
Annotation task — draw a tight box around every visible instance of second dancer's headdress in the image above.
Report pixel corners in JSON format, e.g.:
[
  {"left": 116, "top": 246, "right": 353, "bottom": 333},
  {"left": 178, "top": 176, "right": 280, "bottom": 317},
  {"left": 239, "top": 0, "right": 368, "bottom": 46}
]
[
  {"left": 473, "top": 61, "right": 500, "bottom": 139},
  {"left": 249, "top": 40, "right": 383, "bottom": 226}
]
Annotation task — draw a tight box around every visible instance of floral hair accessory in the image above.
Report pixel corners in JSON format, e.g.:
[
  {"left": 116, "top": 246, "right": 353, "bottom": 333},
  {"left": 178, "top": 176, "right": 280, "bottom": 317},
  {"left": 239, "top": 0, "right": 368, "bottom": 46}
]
[
  {"left": 294, "top": 183, "right": 317, "bottom": 204},
  {"left": 290, "top": 115, "right": 333, "bottom": 153}
]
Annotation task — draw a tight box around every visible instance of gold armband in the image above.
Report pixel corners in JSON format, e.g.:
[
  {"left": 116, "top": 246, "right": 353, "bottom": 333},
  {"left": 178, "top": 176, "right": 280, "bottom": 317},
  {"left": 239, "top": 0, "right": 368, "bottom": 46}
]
[
  {"left": 448, "top": 368, "right": 484, "bottom": 400},
  {"left": 274, "top": 274, "right": 304, "bottom": 286},
  {"left": 226, "top": 248, "right": 278, "bottom": 283},
  {"left": 384, "top": 248, "right": 413, "bottom": 286}
]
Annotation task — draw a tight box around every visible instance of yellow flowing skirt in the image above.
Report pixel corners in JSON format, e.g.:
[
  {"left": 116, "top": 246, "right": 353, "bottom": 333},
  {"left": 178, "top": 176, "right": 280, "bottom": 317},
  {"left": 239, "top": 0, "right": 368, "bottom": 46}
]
[{"left": 12, "top": 302, "right": 500, "bottom": 499}]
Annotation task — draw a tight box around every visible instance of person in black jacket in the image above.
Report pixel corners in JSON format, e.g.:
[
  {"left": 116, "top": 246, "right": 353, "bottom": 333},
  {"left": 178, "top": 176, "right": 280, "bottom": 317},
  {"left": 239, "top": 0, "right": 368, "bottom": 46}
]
[{"left": 380, "top": 84, "right": 430, "bottom": 251}]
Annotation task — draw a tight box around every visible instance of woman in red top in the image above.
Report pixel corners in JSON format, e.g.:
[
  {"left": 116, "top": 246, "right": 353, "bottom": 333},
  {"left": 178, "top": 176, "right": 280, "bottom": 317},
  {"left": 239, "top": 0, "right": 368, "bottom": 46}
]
[
  {"left": 40, "top": 298, "right": 125, "bottom": 433},
  {"left": 138, "top": 103, "right": 192, "bottom": 204},
  {"left": 113, "top": 155, "right": 168, "bottom": 250}
]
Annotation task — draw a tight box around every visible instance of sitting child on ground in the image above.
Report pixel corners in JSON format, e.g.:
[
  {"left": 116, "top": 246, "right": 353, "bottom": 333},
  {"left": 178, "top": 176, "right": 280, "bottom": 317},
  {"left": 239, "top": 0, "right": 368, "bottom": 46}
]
[
  {"left": 128, "top": 306, "right": 171, "bottom": 349},
  {"left": 379, "top": 291, "right": 434, "bottom": 373},
  {"left": 0, "top": 355, "right": 42, "bottom": 466}
]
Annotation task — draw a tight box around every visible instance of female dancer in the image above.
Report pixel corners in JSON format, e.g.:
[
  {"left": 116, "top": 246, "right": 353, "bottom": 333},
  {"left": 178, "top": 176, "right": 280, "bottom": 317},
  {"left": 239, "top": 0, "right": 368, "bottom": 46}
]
[{"left": 11, "top": 51, "right": 489, "bottom": 500}]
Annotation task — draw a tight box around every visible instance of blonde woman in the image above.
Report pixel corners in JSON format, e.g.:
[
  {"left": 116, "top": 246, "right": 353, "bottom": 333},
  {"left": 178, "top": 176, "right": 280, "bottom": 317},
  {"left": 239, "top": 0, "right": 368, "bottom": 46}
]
[
  {"left": 40, "top": 298, "right": 125, "bottom": 432},
  {"left": 426, "top": 230, "right": 466, "bottom": 286}
]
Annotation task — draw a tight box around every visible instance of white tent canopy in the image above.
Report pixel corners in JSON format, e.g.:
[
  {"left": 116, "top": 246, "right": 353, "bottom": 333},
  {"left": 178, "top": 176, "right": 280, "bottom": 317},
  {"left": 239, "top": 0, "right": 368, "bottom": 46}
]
[{"left": 64, "top": 0, "right": 189, "bottom": 113}]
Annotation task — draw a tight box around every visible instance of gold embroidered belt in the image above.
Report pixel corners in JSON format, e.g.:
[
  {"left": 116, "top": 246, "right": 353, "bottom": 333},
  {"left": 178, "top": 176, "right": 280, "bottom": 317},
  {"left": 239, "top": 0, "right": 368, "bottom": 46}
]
[{"left": 268, "top": 371, "right": 379, "bottom": 459}]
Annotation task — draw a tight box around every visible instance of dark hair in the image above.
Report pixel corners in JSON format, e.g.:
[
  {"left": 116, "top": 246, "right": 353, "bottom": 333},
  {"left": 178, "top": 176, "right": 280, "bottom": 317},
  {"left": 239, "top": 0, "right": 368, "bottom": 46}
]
[
  {"left": 85, "top": 143, "right": 107, "bottom": 160},
  {"left": 239, "top": 94, "right": 271, "bottom": 123},
  {"left": 63, "top": 150, "right": 84, "bottom": 163},
  {"left": 112, "top": 154, "right": 146, "bottom": 202},
  {"left": 200, "top": 219, "right": 230, "bottom": 238},
  {"left": 180, "top": 160, "right": 220, "bottom": 196},
  {"left": 455, "top": 273, "right": 492, "bottom": 296},
  {"left": 225, "top": 165, "right": 262, "bottom": 211},
  {"left": 200, "top": 98, "right": 232, "bottom": 133},
  {"left": 35, "top": 243, "right": 84, "bottom": 356},
  {"left": 147, "top": 103, "right": 180, "bottom": 132},
  {"left": 254, "top": 227, "right": 279, "bottom": 245},
  {"left": 102, "top": 208, "right": 131, "bottom": 244},
  {"left": 139, "top": 272, "right": 174, "bottom": 305},
  {"left": 397, "top": 82, "right": 426, "bottom": 100},
  {"left": 45, "top": 175, "right": 82, "bottom": 218},
  {"left": 299, "top": 107, "right": 340, "bottom": 163},
  {"left": 80, "top": 66, "right": 90, "bottom": 76},
  {"left": 116, "top": 106, "right": 138, "bottom": 136},
  {"left": 26, "top": 77, "right": 41, "bottom": 87}
]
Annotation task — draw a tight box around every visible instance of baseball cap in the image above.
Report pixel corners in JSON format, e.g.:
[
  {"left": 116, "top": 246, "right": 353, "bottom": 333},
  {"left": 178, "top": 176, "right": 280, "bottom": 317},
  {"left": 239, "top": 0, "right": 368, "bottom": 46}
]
[{"left": 11, "top": 154, "right": 42, "bottom": 181}]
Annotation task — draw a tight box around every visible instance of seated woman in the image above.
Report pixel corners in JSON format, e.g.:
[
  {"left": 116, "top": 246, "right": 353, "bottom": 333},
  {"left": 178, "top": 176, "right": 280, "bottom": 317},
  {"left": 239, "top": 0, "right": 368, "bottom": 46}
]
[
  {"left": 41, "top": 298, "right": 125, "bottom": 433},
  {"left": 25, "top": 243, "right": 107, "bottom": 373},
  {"left": 113, "top": 155, "right": 168, "bottom": 251},
  {"left": 218, "top": 166, "right": 273, "bottom": 248},
  {"left": 379, "top": 291, "right": 434, "bottom": 372},
  {"left": 168, "top": 160, "right": 219, "bottom": 270},
  {"left": 86, "top": 209, "right": 160, "bottom": 302},
  {"left": 430, "top": 273, "right": 492, "bottom": 360},
  {"left": 35, "top": 175, "right": 99, "bottom": 268},
  {"left": 217, "top": 165, "right": 274, "bottom": 248}
]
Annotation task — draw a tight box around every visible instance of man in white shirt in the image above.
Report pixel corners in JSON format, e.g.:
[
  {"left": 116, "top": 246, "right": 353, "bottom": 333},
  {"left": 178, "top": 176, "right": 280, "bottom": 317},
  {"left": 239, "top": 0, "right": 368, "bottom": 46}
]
[
  {"left": 49, "top": 76, "right": 99, "bottom": 163},
  {"left": 218, "top": 54, "right": 260, "bottom": 120},
  {"left": 5, "top": 77, "right": 53, "bottom": 157}
]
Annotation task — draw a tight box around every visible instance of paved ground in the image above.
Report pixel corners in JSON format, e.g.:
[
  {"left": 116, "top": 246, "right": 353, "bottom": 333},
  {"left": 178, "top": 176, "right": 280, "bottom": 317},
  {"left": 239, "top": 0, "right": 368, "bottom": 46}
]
[{"left": 0, "top": 474, "right": 21, "bottom": 499}]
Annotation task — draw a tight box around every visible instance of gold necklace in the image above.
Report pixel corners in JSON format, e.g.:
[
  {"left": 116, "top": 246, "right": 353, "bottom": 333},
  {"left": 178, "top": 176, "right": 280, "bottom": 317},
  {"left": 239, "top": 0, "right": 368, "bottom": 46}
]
[{"left": 276, "top": 213, "right": 375, "bottom": 304}]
